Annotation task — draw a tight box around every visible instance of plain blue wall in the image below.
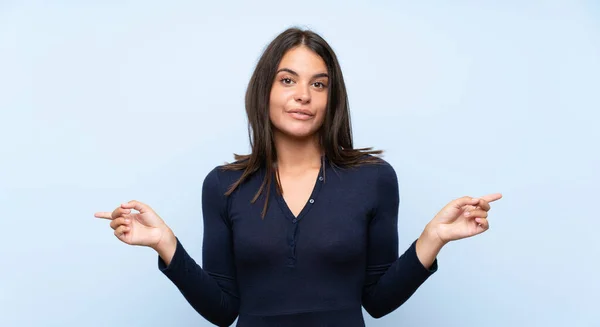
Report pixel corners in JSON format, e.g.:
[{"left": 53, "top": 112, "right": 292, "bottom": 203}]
[{"left": 1, "top": 1, "right": 598, "bottom": 326}]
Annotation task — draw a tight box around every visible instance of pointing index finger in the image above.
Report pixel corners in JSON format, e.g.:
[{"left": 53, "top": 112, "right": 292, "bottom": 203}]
[
  {"left": 94, "top": 212, "right": 113, "bottom": 220},
  {"left": 480, "top": 193, "right": 503, "bottom": 203}
]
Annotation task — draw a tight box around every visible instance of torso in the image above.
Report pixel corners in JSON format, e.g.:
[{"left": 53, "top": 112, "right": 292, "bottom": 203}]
[{"left": 210, "top": 156, "right": 398, "bottom": 320}]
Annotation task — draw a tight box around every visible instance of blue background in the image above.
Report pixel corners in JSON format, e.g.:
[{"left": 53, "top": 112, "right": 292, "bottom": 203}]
[{"left": 1, "top": 1, "right": 598, "bottom": 326}]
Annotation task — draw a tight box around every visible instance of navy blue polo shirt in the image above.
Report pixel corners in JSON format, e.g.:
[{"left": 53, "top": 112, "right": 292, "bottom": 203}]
[{"left": 159, "top": 156, "right": 437, "bottom": 326}]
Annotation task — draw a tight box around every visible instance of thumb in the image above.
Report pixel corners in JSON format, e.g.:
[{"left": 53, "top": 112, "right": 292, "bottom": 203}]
[
  {"left": 451, "top": 196, "right": 480, "bottom": 209},
  {"left": 121, "top": 200, "right": 151, "bottom": 213}
]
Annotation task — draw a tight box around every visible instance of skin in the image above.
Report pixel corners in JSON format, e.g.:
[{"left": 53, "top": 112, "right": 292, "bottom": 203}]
[
  {"left": 94, "top": 45, "right": 503, "bottom": 270},
  {"left": 268, "top": 46, "right": 329, "bottom": 217}
]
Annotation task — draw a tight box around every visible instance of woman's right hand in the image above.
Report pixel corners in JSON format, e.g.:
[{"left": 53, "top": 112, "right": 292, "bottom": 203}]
[{"left": 94, "top": 200, "right": 173, "bottom": 251}]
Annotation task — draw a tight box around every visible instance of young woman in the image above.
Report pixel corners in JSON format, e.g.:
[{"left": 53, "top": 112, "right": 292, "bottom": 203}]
[{"left": 95, "top": 27, "right": 502, "bottom": 327}]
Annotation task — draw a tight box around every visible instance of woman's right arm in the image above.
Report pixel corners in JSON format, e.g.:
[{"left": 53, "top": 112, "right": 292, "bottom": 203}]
[
  {"left": 157, "top": 168, "right": 240, "bottom": 327},
  {"left": 95, "top": 167, "right": 239, "bottom": 327}
]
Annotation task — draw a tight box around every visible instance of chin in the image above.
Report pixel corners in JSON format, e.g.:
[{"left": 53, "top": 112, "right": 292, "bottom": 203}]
[{"left": 275, "top": 126, "right": 319, "bottom": 140}]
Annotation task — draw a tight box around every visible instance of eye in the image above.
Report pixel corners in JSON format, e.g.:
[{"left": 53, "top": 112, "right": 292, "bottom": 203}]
[
  {"left": 313, "top": 81, "right": 327, "bottom": 89},
  {"left": 280, "top": 77, "right": 294, "bottom": 85}
]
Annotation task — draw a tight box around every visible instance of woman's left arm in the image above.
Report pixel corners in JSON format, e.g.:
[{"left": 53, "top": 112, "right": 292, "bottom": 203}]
[{"left": 361, "top": 161, "right": 501, "bottom": 319}]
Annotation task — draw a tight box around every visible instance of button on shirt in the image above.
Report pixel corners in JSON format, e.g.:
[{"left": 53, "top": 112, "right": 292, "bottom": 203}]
[{"left": 159, "top": 156, "right": 438, "bottom": 326}]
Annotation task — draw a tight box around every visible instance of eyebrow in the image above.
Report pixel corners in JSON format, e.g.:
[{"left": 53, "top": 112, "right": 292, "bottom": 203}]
[{"left": 276, "top": 68, "right": 329, "bottom": 79}]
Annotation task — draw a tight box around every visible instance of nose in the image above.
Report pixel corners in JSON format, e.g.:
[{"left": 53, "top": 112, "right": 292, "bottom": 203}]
[{"left": 294, "top": 85, "right": 311, "bottom": 104}]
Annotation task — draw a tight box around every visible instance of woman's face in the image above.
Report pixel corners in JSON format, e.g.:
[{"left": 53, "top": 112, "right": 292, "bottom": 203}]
[{"left": 269, "top": 46, "right": 329, "bottom": 140}]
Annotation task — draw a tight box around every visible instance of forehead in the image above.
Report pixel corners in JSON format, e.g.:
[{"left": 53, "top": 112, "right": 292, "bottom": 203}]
[{"left": 278, "top": 46, "right": 327, "bottom": 73}]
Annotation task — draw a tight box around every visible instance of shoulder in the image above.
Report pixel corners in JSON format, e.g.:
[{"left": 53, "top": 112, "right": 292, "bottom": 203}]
[
  {"left": 201, "top": 164, "right": 248, "bottom": 218},
  {"left": 373, "top": 157, "right": 397, "bottom": 183},
  {"left": 349, "top": 155, "right": 397, "bottom": 182},
  {"left": 332, "top": 154, "right": 398, "bottom": 195},
  {"left": 203, "top": 164, "right": 246, "bottom": 194},
  {"left": 353, "top": 155, "right": 399, "bottom": 196},
  {"left": 357, "top": 157, "right": 400, "bottom": 213}
]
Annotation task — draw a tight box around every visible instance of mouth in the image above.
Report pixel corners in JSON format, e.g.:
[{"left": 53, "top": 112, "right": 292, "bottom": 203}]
[
  {"left": 287, "top": 109, "right": 315, "bottom": 121},
  {"left": 287, "top": 109, "right": 314, "bottom": 116}
]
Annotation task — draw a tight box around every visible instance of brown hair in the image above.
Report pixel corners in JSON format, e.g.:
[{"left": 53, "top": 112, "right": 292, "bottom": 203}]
[{"left": 222, "top": 27, "right": 383, "bottom": 217}]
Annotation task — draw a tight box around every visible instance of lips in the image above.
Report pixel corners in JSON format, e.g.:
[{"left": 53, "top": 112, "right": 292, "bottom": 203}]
[
  {"left": 287, "top": 109, "right": 314, "bottom": 121},
  {"left": 287, "top": 109, "right": 314, "bottom": 116}
]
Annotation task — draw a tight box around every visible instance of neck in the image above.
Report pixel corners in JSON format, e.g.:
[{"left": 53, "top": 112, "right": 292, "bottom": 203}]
[{"left": 273, "top": 130, "right": 322, "bottom": 173}]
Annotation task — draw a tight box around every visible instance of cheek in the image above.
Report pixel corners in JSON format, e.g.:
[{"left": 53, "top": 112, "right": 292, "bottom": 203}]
[
  {"left": 269, "top": 88, "right": 289, "bottom": 113},
  {"left": 268, "top": 92, "right": 279, "bottom": 120},
  {"left": 315, "top": 94, "right": 328, "bottom": 122},
  {"left": 268, "top": 98, "right": 282, "bottom": 120}
]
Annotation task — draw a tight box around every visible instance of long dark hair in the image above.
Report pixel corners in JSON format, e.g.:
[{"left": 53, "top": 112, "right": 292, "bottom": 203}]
[{"left": 222, "top": 27, "right": 383, "bottom": 217}]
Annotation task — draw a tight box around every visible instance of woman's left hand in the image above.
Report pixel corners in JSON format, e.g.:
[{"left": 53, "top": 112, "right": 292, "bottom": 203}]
[{"left": 426, "top": 193, "right": 503, "bottom": 245}]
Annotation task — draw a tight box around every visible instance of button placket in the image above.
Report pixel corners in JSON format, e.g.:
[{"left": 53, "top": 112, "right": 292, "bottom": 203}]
[{"left": 275, "top": 163, "right": 326, "bottom": 269}]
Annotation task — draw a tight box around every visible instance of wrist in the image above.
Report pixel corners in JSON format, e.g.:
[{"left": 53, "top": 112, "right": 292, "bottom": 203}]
[
  {"left": 414, "top": 224, "right": 446, "bottom": 270},
  {"left": 152, "top": 226, "right": 177, "bottom": 266},
  {"left": 152, "top": 226, "right": 176, "bottom": 253},
  {"left": 421, "top": 223, "right": 446, "bottom": 251}
]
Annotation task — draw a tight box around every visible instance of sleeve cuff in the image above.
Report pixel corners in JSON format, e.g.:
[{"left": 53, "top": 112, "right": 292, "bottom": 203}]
[
  {"left": 407, "top": 239, "right": 438, "bottom": 275},
  {"left": 158, "top": 237, "right": 186, "bottom": 274}
]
